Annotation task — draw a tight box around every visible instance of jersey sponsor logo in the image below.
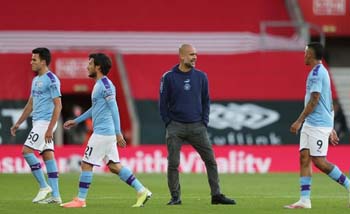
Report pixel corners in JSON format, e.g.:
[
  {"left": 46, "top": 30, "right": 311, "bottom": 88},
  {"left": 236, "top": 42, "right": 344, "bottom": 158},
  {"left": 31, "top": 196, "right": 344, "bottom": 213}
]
[
  {"left": 32, "top": 90, "right": 43, "bottom": 97},
  {"left": 209, "top": 103, "right": 280, "bottom": 130}
]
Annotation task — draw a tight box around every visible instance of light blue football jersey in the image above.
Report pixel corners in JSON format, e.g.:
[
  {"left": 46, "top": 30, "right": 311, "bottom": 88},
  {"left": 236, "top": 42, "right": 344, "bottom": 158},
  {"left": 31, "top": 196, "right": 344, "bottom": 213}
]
[
  {"left": 304, "top": 64, "right": 334, "bottom": 127},
  {"left": 75, "top": 76, "right": 121, "bottom": 136},
  {"left": 31, "top": 71, "right": 61, "bottom": 121}
]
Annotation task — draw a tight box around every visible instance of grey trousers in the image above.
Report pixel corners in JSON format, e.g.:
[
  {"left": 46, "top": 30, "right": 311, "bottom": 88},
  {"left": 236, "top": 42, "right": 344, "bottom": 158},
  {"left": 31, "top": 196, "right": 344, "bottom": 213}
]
[{"left": 166, "top": 121, "right": 221, "bottom": 198}]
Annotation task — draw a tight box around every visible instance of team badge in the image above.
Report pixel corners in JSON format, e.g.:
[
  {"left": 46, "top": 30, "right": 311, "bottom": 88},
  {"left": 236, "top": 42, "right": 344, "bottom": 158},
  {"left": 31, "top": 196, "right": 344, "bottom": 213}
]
[
  {"left": 36, "top": 81, "right": 43, "bottom": 88},
  {"left": 184, "top": 79, "right": 191, "bottom": 91}
]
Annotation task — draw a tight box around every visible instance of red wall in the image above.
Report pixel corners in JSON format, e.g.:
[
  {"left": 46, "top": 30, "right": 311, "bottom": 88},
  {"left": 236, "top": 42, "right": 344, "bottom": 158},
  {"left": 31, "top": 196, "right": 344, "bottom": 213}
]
[
  {"left": 0, "top": 54, "right": 34, "bottom": 100},
  {"left": 1, "top": 0, "right": 289, "bottom": 32}
]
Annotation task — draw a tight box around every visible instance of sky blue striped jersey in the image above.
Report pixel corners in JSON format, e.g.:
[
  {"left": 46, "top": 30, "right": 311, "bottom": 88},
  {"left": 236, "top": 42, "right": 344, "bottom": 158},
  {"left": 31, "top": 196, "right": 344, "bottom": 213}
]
[
  {"left": 31, "top": 71, "right": 61, "bottom": 121},
  {"left": 304, "top": 64, "right": 334, "bottom": 127}
]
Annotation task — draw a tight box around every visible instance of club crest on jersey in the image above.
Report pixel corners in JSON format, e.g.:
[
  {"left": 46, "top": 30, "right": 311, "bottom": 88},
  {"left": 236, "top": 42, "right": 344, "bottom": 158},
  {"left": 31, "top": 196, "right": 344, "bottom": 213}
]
[
  {"left": 184, "top": 79, "right": 191, "bottom": 90},
  {"left": 35, "top": 81, "right": 43, "bottom": 88}
]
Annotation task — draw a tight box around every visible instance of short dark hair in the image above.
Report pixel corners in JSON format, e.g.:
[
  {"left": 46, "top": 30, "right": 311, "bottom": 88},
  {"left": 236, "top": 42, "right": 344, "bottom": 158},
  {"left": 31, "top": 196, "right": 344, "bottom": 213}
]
[
  {"left": 307, "top": 42, "right": 324, "bottom": 60},
  {"left": 32, "top": 47, "right": 51, "bottom": 66},
  {"left": 89, "top": 53, "right": 112, "bottom": 75}
]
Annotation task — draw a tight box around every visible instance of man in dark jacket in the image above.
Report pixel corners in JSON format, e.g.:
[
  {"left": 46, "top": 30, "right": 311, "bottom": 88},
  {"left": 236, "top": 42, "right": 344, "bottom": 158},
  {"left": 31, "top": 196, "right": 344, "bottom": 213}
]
[{"left": 159, "top": 44, "right": 236, "bottom": 205}]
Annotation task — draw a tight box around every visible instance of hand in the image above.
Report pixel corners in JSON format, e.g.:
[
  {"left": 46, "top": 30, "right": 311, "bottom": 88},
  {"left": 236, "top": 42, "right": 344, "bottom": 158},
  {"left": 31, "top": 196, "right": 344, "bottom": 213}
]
[
  {"left": 329, "top": 129, "right": 339, "bottom": 146},
  {"left": 10, "top": 123, "right": 20, "bottom": 136},
  {"left": 290, "top": 121, "right": 302, "bottom": 135},
  {"left": 45, "top": 129, "right": 53, "bottom": 144},
  {"left": 116, "top": 134, "right": 126, "bottom": 148},
  {"left": 63, "top": 120, "right": 77, "bottom": 130}
]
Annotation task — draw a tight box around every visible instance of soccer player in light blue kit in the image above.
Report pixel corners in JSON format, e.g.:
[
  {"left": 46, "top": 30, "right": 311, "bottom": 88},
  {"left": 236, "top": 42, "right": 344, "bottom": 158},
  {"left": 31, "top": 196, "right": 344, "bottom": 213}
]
[
  {"left": 10, "top": 47, "right": 62, "bottom": 204},
  {"left": 285, "top": 42, "right": 350, "bottom": 209},
  {"left": 61, "top": 53, "right": 151, "bottom": 208}
]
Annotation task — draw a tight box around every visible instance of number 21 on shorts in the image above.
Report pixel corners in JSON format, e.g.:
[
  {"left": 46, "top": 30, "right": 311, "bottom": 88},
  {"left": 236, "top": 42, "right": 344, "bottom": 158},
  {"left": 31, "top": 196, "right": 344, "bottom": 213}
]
[{"left": 84, "top": 146, "right": 94, "bottom": 158}]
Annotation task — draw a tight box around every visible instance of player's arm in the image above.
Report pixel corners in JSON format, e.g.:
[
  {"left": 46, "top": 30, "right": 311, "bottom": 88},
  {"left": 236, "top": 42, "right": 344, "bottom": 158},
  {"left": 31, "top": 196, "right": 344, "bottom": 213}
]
[
  {"left": 329, "top": 104, "right": 339, "bottom": 146},
  {"left": 10, "top": 97, "right": 33, "bottom": 136},
  {"left": 159, "top": 74, "right": 171, "bottom": 126},
  {"left": 329, "top": 129, "right": 339, "bottom": 146},
  {"left": 290, "top": 92, "right": 320, "bottom": 134},
  {"left": 64, "top": 107, "right": 92, "bottom": 129},
  {"left": 45, "top": 97, "right": 62, "bottom": 143},
  {"left": 201, "top": 74, "right": 210, "bottom": 127},
  {"left": 106, "top": 98, "right": 126, "bottom": 148}
]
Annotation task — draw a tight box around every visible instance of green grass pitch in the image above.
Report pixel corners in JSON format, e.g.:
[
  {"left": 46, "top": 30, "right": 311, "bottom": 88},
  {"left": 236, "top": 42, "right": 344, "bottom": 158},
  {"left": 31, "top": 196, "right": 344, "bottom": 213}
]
[{"left": 0, "top": 173, "right": 349, "bottom": 214}]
